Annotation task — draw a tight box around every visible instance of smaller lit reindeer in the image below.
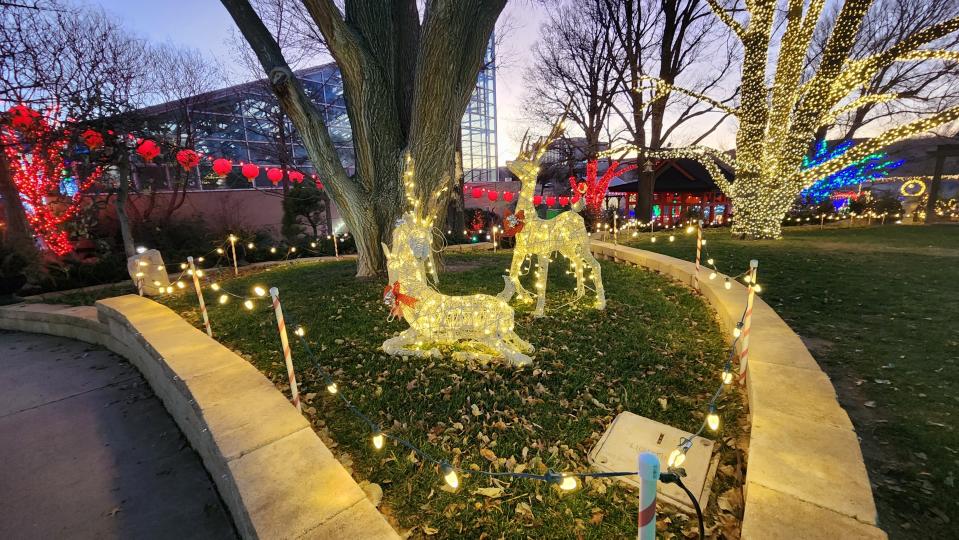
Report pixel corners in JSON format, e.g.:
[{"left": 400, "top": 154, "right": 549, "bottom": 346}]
[
  {"left": 381, "top": 155, "right": 533, "bottom": 366},
  {"left": 504, "top": 115, "right": 605, "bottom": 317}
]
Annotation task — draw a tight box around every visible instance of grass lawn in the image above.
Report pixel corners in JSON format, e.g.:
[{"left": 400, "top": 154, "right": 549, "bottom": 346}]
[
  {"left": 624, "top": 223, "right": 958, "bottom": 539},
  {"left": 160, "top": 251, "right": 746, "bottom": 539}
]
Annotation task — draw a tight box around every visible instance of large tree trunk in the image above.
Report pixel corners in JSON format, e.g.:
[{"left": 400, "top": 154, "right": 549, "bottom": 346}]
[
  {"left": 222, "top": 0, "right": 503, "bottom": 277},
  {"left": 0, "top": 151, "right": 33, "bottom": 247},
  {"left": 115, "top": 153, "right": 136, "bottom": 257}
]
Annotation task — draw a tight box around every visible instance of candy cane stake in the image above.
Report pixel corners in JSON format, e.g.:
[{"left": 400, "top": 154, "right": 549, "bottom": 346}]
[
  {"left": 269, "top": 287, "right": 301, "bottom": 412},
  {"left": 187, "top": 256, "right": 212, "bottom": 337},
  {"left": 637, "top": 452, "right": 660, "bottom": 540},
  {"left": 738, "top": 259, "right": 759, "bottom": 382},
  {"left": 229, "top": 234, "right": 238, "bottom": 276},
  {"left": 333, "top": 233, "right": 340, "bottom": 259},
  {"left": 694, "top": 220, "right": 703, "bottom": 290}
]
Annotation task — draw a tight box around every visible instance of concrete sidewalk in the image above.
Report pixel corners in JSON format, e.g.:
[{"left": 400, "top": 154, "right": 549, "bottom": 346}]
[{"left": 0, "top": 330, "right": 237, "bottom": 540}]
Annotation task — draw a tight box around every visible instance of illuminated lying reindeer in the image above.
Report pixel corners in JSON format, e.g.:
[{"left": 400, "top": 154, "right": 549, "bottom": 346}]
[
  {"left": 380, "top": 157, "right": 533, "bottom": 366},
  {"left": 504, "top": 117, "right": 605, "bottom": 317}
]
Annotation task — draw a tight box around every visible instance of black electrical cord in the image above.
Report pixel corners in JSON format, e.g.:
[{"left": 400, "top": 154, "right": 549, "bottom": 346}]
[{"left": 661, "top": 472, "right": 705, "bottom": 538}]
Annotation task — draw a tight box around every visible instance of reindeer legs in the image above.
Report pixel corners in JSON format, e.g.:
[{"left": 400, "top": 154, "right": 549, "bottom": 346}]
[
  {"left": 534, "top": 254, "right": 550, "bottom": 317},
  {"left": 571, "top": 251, "right": 586, "bottom": 298},
  {"left": 480, "top": 337, "right": 532, "bottom": 367},
  {"left": 509, "top": 252, "right": 534, "bottom": 302},
  {"left": 382, "top": 328, "right": 441, "bottom": 359},
  {"left": 580, "top": 245, "right": 606, "bottom": 310}
]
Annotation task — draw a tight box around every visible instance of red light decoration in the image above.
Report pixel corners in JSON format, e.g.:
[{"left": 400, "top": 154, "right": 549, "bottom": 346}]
[
  {"left": 8, "top": 105, "right": 40, "bottom": 131},
  {"left": 533, "top": 195, "right": 543, "bottom": 206},
  {"left": 487, "top": 190, "right": 499, "bottom": 201},
  {"left": 546, "top": 195, "right": 557, "bottom": 207},
  {"left": 212, "top": 158, "right": 232, "bottom": 177},
  {"left": 80, "top": 129, "right": 104, "bottom": 150},
  {"left": 136, "top": 139, "right": 161, "bottom": 163},
  {"left": 576, "top": 160, "right": 638, "bottom": 214},
  {"left": 266, "top": 167, "right": 284, "bottom": 184},
  {"left": 288, "top": 170, "right": 304, "bottom": 183},
  {"left": 503, "top": 191, "right": 514, "bottom": 202},
  {"left": 1, "top": 109, "right": 102, "bottom": 255},
  {"left": 471, "top": 186, "right": 483, "bottom": 199},
  {"left": 558, "top": 196, "right": 570, "bottom": 206},
  {"left": 241, "top": 163, "right": 259, "bottom": 181},
  {"left": 175, "top": 149, "right": 200, "bottom": 171}
]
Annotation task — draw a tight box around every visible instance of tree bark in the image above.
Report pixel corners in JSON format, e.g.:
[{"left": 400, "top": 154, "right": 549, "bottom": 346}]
[
  {"left": 223, "top": 0, "right": 504, "bottom": 277},
  {"left": 115, "top": 152, "right": 136, "bottom": 257},
  {"left": 0, "top": 150, "right": 33, "bottom": 247}
]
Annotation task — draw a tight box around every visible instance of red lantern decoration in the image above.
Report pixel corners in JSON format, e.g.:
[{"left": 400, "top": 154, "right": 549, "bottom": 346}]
[
  {"left": 212, "top": 158, "right": 232, "bottom": 177},
  {"left": 136, "top": 139, "right": 161, "bottom": 163},
  {"left": 80, "top": 129, "right": 104, "bottom": 150},
  {"left": 471, "top": 187, "right": 483, "bottom": 199},
  {"left": 503, "top": 191, "right": 514, "bottom": 202},
  {"left": 8, "top": 105, "right": 40, "bottom": 131},
  {"left": 546, "top": 196, "right": 557, "bottom": 207},
  {"left": 266, "top": 167, "right": 284, "bottom": 184},
  {"left": 241, "top": 163, "right": 259, "bottom": 181},
  {"left": 288, "top": 170, "right": 304, "bottom": 183},
  {"left": 533, "top": 195, "right": 543, "bottom": 206},
  {"left": 175, "top": 149, "right": 200, "bottom": 171},
  {"left": 487, "top": 190, "right": 499, "bottom": 201},
  {"left": 558, "top": 196, "right": 570, "bottom": 206}
]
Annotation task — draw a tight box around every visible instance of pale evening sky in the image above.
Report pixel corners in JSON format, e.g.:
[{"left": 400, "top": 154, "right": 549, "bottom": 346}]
[{"left": 91, "top": 0, "right": 734, "bottom": 164}]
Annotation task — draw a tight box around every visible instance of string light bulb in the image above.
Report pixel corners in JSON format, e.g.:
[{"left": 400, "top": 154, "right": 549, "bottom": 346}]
[
  {"left": 254, "top": 286, "right": 267, "bottom": 297},
  {"left": 247, "top": 242, "right": 255, "bottom": 249},
  {"left": 219, "top": 294, "right": 229, "bottom": 305},
  {"left": 441, "top": 463, "right": 459, "bottom": 489},
  {"left": 372, "top": 431, "right": 385, "bottom": 450},
  {"left": 733, "top": 323, "right": 743, "bottom": 338},
  {"left": 294, "top": 326, "right": 305, "bottom": 337},
  {"left": 176, "top": 281, "right": 185, "bottom": 289},
  {"left": 211, "top": 283, "right": 220, "bottom": 291},
  {"left": 707, "top": 405, "right": 720, "bottom": 431},
  {"left": 559, "top": 474, "right": 579, "bottom": 491},
  {"left": 326, "top": 382, "right": 338, "bottom": 394},
  {"left": 724, "top": 278, "right": 731, "bottom": 290},
  {"left": 243, "top": 300, "right": 254, "bottom": 310}
]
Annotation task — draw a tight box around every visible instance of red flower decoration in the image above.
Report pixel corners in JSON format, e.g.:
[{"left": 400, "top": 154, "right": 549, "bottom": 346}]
[
  {"left": 8, "top": 105, "right": 40, "bottom": 131},
  {"left": 241, "top": 163, "right": 259, "bottom": 181},
  {"left": 502, "top": 210, "right": 526, "bottom": 237},
  {"left": 80, "top": 129, "right": 104, "bottom": 150},
  {"left": 288, "top": 170, "right": 304, "bottom": 183},
  {"left": 175, "top": 149, "right": 200, "bottom": 171},
  {"left": 382, "top": 281, "right": 418, "bottom": 318},
  {"left": 266, "top": 167, "right": 284, "bottom": 184},
  {"left": 136, "top": 139, "right": 161, "bottom": 163},
  {"left": 212, "top": 158, "right": 232, "bottom": 177}
]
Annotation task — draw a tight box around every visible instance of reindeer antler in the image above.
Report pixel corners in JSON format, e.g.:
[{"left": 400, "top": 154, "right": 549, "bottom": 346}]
[{"left": 521, "top": 100, "right": 571, "bottom": 163}]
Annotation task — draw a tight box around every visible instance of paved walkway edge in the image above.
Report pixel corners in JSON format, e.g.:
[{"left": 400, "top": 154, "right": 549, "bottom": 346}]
[
  {"left": 590, "top": 240, "right": 887, "bottom": 540},
  {"left": 0, "top": 298, "right": 399, "bottom": 540}
]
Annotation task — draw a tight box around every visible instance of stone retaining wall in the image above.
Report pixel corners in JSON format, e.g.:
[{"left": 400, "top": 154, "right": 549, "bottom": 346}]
[
  {"left": 0, "top": 297, "right": 398, "bottom": 540},
  {"left": 590, "top": 240, "right": 886, "bottom": 540}
]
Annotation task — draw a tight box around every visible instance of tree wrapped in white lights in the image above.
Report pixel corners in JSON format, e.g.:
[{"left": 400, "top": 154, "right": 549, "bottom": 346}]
[
  {"left": 641, "top": 0, "right": 959, "bottom": 238},
  {"left": 381, "top": 155, "right": 533, "bottom": 366},
  {"left": 505, "top": 117, "right": 605, "bottom": 317}
]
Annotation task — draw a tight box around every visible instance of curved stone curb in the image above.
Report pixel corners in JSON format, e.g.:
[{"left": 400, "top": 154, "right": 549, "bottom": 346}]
[
  {"left": 590, "top": 240, "right": 886, "bottom": 539},
  {"left": 0, "top": 297, "right": 399, "bottom": 540}
]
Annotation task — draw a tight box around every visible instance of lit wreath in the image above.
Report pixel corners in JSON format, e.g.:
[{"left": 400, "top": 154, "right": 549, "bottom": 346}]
[{"left": 900, "top": 179, "right": 926, "bottom": 197}]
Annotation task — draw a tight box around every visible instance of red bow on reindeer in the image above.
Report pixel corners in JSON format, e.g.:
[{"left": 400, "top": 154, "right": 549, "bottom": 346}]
[
  {"left": 383, "top": 281, "right": 418, "bottom": 318},
  {"left": 502, "top": 209, "right": 526, "bottom": 237}
]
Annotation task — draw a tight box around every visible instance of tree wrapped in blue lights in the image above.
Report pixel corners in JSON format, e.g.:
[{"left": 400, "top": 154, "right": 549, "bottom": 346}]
[{"left": 800, "top": 140, "right": 904, "bottom": 203}]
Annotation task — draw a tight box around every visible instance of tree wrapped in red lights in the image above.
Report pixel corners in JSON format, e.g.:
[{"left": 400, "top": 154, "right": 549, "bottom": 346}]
[
  {"left": 1, "top": 107, "right": 102, "bottom": 255},
  {"left": 572, "top": 159, "right": 637, "bottom": 214}
]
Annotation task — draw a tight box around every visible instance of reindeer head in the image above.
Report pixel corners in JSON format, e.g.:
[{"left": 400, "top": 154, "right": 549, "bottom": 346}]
[{"left": 382, "top": 211, "right": 433, "bottom": 285}]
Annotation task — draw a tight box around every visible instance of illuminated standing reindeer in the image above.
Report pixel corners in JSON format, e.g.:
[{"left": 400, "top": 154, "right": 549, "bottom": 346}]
[
  {"left": 504, "top": 117, "right": 605, "bottom": 317},
  {"left": 380, "top": 156, "right": 533, "bottom": 366}
]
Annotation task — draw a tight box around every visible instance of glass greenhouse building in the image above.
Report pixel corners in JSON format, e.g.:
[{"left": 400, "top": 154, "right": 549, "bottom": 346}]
[{"left": 133, "top": 48, "right": 498, "bottom": 190}]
